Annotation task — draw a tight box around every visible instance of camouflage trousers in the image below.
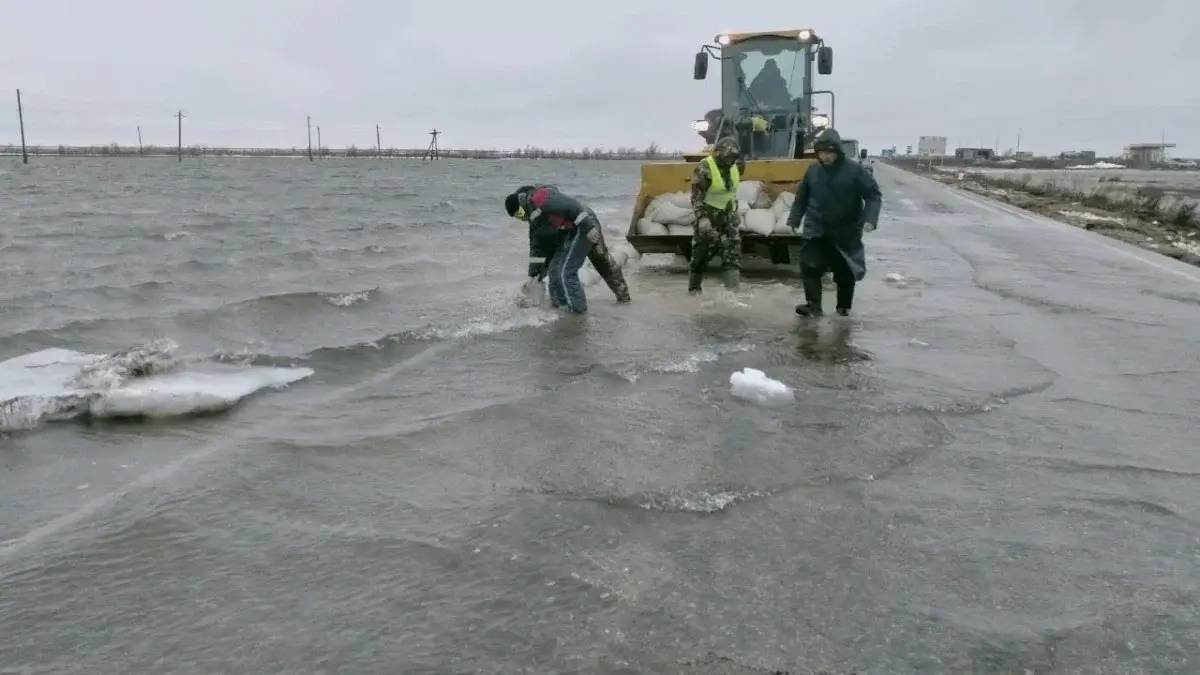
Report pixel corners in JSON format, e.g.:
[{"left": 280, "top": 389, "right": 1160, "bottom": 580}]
[
  {"left": 690, "top": 206, "right": 742, "bottom": 272},
  {"left": 588, "top": 227, "right": 631, "bottom": 303}
]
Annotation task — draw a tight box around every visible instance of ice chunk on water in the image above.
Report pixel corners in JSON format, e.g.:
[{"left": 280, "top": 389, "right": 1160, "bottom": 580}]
[
  {"left": 729, "top": 367, "right": 794, "bottom": 404},
  {"left": 0, "top": 340, "right": 313, "bottom": 432}
]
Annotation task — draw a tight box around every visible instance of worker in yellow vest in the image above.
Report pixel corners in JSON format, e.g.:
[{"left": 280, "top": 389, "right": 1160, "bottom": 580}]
[{"left": 687, "top": 136, "right": 746, "bottom": 293}]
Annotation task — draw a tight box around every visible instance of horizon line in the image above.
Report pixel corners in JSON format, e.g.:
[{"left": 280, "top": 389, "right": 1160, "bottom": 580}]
[{"left": 0, "top": 142, "right": 692, "bottom": 159}]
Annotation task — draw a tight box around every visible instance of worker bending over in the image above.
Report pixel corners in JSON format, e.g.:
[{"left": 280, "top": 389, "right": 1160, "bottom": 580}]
[
  {"left": 688, "top": 137, "right": 746, "bottom": 294},
  {"left": 505, "top": 185, "right": 631, "bottom": 312}
]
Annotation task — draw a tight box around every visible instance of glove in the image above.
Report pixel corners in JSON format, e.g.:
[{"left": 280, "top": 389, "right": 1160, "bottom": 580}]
[{"left": 527, "top": 261, "right": 547, "bottom": 278}]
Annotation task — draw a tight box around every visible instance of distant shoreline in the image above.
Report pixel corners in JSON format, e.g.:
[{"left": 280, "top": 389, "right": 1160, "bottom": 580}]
[
  {"left": 887, "top": 155, "right": 1198, "bottom": 172},
  {"left": 1, "top": 144, "right": 685, "bottom": 161}
]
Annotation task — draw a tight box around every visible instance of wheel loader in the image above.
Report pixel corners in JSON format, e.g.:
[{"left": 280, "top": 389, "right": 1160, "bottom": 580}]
[{"left": 625, "top": 29, "right": 836, "bottom": 267}]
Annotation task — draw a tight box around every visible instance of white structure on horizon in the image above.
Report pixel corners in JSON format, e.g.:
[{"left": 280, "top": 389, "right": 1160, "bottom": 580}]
[
  {"left": 918, "top": 136, "right": 948, "bottom": 157},
  {"left": 1123, "top": 142, "right": 1176, "bottom": 165}
]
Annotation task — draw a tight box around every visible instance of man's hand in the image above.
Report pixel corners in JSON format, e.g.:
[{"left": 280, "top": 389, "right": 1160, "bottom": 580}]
[
  {"left": 863, "top": 221, "right": 877, "bottom": 233},
  {"left": 586, "top": 227, "right": 601, "bottom": 245}
]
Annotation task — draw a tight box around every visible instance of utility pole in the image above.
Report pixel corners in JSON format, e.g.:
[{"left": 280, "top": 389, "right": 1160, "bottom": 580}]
[
  {"left": 175, "top": 109, "right": 185, "bottom": 162},
  {"left": 376, "top": 123, "right": 382, "bottom": 158},
  {"left": 15, "top": 89, "right": 29, "bottom": 164},
  {"left": 137, "top": 125, "right": 144, "bottom": 157},
  {"left": 306, "top": 115, "right": 313, "bottom": 161},
  {"left": 316, "top": 125, "right": 321, "bottom": 158},
  {"left": 423, "top": 129, "right": 440, "bottom": 160},
  {"left": 1016, "top": 128, "right": 1022, "bottom": 155}
]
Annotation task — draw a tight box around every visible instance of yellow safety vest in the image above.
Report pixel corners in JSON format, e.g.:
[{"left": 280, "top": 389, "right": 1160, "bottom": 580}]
[{"left": 703, "top": 155, "right": 740, "bottom": 210}]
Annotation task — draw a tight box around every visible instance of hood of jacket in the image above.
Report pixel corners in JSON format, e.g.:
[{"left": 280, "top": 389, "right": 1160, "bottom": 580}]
[{"left": 812, "top": 128, "right": 844, "bottom": 156}]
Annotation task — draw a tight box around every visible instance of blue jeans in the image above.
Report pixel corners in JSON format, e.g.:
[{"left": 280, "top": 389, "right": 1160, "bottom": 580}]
[{"left": 546, "top": 228, "right": 594, "bottom": 313}]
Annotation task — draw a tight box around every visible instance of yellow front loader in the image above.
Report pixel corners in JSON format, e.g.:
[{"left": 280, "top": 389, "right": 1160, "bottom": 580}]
[{"left": 626, "top": 29, "right": 836, "bottom": 266}]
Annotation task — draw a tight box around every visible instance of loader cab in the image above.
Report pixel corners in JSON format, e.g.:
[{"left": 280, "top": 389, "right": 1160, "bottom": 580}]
[{"left": 692, "top": 29, "right": 834, "bottom": 160}]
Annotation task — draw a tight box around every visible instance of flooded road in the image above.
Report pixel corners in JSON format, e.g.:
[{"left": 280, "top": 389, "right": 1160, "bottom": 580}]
[{"left": 1, "top": 158, "right": 1198, "bottom": 673}]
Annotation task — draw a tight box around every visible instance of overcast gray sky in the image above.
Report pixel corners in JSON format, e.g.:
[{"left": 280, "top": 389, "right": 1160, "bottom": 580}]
[{"left": 1, "top": 0, "right": 1196, "bottom": 155}]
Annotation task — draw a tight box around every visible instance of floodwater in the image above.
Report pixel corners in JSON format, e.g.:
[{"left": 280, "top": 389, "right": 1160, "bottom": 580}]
[{"left": 2, "top": 158, "right": 1200, "bottom": 674}]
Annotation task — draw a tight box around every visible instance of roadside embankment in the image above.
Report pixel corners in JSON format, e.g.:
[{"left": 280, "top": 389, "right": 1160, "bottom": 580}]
[{"left": 890, "top": 162, "right": 1200, "bottom": 266}]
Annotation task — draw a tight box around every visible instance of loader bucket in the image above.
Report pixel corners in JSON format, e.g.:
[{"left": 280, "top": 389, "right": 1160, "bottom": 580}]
[{"left": 625, "top": 158, "right": 815, "bottom": 263}]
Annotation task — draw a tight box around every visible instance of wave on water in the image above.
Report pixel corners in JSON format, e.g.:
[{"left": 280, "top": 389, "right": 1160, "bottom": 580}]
[
  {"left": 525, "top": 484, "right": 766, "bottom": 514},
  {"left": 0, "top": 338, "right": 313, "bottom": 432},
  {"left": 611, "top": 342, "right": 756, "bottom": 383},
  {"left": 214, "top": 314, "right": 565, "bottom": 378}
]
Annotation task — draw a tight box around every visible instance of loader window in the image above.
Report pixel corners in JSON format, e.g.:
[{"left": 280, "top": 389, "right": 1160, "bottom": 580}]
[{"left": 732, "top": 40, "right": 808, "bottom": 111}]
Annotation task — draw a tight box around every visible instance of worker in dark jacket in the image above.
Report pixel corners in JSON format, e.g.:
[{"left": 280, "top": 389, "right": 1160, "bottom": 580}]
[
  {"left": 504, "top": 185, "right": 630, "bottom": 312},
  {"left": 786, "top": 128, "right": 882, "bottom": 317}
]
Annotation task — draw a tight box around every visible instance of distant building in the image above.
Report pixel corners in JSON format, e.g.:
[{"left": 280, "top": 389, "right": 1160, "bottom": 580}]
[
  {"left": 880, "top": 147, "right": 896, "bottom": 158},
  {"left": 918, "top": 136, "right": 947, "bottom": 157},
  {"left": 1014, "top": 151, "right": 1034, "bottom": 160},
  {"left": 955, "top": 147, "right": 994, "bottom": 161},
  {"left": 905, "top": 145, "right": 913, "bottom": 155},
  {"left": 1124, "top": 142, "right": 1176, "bottom": 166},
  {"left": 1060, "top": 150, "right": 1097, "bottom": 161}
]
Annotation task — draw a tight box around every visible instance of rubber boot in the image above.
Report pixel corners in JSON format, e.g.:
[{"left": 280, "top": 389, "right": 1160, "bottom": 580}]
[
  {"left": 795, "top": 278, "right": 824, "bottom": 317},
  {"left": 688, "top": 269, "right": 704, "bottom": 294},
  {"left": 836, "top": 281, "right": 855, "bottom": 316},
  {"left": 722, "top": 268, "right": 741, "bottom": 291}
]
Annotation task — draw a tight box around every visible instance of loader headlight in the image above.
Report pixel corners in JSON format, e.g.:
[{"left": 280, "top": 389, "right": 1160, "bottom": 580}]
[
  {"left": 715, "top": 34, "right": 731, "bottom": 46},
  {"left": 811, "top": 114, "right": 830, "bottom": 129},
  {"left": 690, "top": 120, "right": 710, "bottom": 132},
  {"left": 797, "top": 29, "right": 813, "bottom": 42}
]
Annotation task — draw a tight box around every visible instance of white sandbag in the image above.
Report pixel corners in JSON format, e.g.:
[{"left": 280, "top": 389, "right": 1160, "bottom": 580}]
[
  {"left": 667, "top": 225, "right": 694, "bottom": 237},
  {"left": 736, "top": 180, "right": 771, "bottom": 209},
  {"left": 515, "top": 279, "right": 546, "bottom": 308},
  {"left": 655, "top": 191, "right": 692, "bottom": 209},
  {"left": 741, "top": 208, "right": 776, "bottom": 236},
  {"left": 771, "top": 192, "right": 796, "bottom": 234},
  {"left": 770, "top": 191, "right": 795, "bottom": 220},
  {"left": 578, "top": 264, "right": 602, "bottom": 287},
  {"left": 645, "top": 193, "right": 695, "bottom": 226},
  {"left": 770, "top": 191, "right": 797, "bottom": 234},
  {"left": 636, "top": 217, "right": 670, "bottom": 236}
]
